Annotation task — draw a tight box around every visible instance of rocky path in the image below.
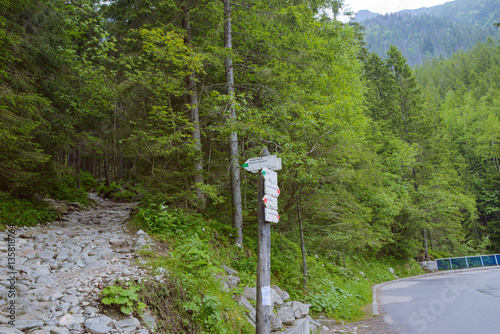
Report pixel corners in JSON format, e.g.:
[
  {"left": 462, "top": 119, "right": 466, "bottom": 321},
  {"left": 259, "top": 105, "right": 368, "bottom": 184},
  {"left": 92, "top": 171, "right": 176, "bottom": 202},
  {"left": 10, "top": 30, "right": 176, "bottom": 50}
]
[{"left": 0, "top": 194, "right": 154, "bottom": 334}]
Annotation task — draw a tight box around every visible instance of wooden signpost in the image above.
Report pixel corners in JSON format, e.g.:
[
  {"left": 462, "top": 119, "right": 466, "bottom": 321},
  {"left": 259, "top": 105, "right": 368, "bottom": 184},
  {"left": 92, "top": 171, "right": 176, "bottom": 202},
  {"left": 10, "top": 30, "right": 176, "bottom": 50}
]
[{"left": 242, "top": 151, "right": 281, "bottom": 333}]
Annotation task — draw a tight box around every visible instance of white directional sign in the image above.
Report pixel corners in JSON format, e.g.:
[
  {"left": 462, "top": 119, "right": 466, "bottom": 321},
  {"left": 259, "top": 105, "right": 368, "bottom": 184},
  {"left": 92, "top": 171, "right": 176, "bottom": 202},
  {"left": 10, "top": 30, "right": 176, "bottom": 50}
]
[
  {"left": 264, "top": 208, "right": 280, "bottom": 223},
  {"left": 262, "top": 194, "right": 278, "bottom": 210},
  {"left": 261, "top": 168, "right": 277, "bottom": 184},
  {"left": 264, "top": 182, "right": 280, "bottom": 198},
  {"left": 242, "top": 155, "right": 282, "bottom": 173}
]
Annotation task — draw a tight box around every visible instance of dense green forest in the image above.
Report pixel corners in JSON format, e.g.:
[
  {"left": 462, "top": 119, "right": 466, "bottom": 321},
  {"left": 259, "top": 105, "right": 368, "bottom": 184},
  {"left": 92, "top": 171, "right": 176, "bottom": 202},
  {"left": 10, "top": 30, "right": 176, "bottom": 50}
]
[
  {"left": 1, "top": 0, "right": 500, "bottom": 328},
  {"left": 357, "top": 0, "right": 500, "bottom": 66}
]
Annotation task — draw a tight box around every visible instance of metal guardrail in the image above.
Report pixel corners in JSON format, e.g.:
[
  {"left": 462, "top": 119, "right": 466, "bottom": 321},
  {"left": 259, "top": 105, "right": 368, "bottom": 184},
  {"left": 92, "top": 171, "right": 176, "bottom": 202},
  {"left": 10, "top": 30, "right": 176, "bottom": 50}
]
[{"left": 436, "top": 254, "right": 500, "bottom": 270}]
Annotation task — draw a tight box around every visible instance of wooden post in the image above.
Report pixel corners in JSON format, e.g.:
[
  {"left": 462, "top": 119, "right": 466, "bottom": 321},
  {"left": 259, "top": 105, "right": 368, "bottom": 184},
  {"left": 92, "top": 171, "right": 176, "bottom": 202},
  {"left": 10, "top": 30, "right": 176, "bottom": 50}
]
[
  {"left": 242, "top": 148, "right": 281, "bottom": 334},
  {"left": 256, "top": 152, "right": 271, "bottom": 333}
]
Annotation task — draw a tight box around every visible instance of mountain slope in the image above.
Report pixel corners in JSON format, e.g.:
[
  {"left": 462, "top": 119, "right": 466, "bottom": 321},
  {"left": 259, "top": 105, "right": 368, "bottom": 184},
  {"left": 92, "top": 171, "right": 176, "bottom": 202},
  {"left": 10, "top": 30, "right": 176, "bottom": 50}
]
[{"left": 355, "top": 0, "right": 500, "bottom": 66}]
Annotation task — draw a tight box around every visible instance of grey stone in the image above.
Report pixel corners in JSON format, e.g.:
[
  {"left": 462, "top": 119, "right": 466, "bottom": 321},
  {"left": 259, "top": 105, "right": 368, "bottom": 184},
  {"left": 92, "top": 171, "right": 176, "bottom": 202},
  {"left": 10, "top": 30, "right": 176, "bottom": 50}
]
[
  {"left": 419, "top": 261, "right": 438, "bottom": 272},
  {"left": 276, "top": 307, "right": 295, "bottom": 325},
  {"left": 140, "top": 312, "right": 156, "bottom": 332},
  {"left": 85, "top": 260, "right": 108, "bottom": 269},
  {"left": 15, "top": 319, "right": 44, "bottom": 331},
  {"left": 58, "top": 314, "right": 81, "bottom": 330},
  {"left": 271, "top": 288, "right": 284, "bottom": 307},
  {"left": 110, "top": 238, "right": 129, "bottom": 247},
  {"left": 48, "top": 291, "right": 64, "bottom": 301},
  {"left": 270, "top": 313, "right": 283, "bottom": 331},
  {"left": 27, "top": 329, "right": 50, "bottom": 334},
  {"left": 37, "top": 250, "right": 55, "bottom": 260},
  {"left": 306, "top": 315, "right": 323, "bottom": 329},
  {"left": 33, "top": 265, "right": 51, "bottom": 277},
  {"left": 233, "top": 295, "right": 256, "bottom": 323},
  {"left": 287, "top": 301, "right": 311, "bottom": 319},
  {"left": 56, "top": 252, "right": 70, "bottom": 262},
  {"left": 116, "top": 318, "right": 140, "bottom": 328},
  {"left": 243, "top": 287, "right": 256, "bottom": 301},
  {"left": 30, "top": 287, "right": 48, "bottom": 296},
  {"left": 61, "top": 295, "right": 79, "bottom": 306},
  {"left": 271, "top": 285, "right": 290, "bottom": 301},
  {"left": 0, "top": 325, "right": 24, "bottom": 334},
  {"left": 221, "top": 264, "right": 238, "bottom": 276},
  {"left": 44, "top": 325, "right": 71, "bottom": 334},
  {"left": 84, "top": 316, "right": 113, "bottom": 334},
  {"left": 84, "top": 306, "right": 100, "bottom": 315}
]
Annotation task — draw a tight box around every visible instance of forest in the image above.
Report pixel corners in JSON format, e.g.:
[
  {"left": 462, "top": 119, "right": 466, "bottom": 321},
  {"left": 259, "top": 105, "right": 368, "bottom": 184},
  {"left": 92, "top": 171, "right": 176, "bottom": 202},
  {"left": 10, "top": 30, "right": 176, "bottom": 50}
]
[
  {"left": 0, "top": 0, "right": 499, "bottom": 329},
  {"left": 359, "top": 0, "right": 500, "bottom": 66}
]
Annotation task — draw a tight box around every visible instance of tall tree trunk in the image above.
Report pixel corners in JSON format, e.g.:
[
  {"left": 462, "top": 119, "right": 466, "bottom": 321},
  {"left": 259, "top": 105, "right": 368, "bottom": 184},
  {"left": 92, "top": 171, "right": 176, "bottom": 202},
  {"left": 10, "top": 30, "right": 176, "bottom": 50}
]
[
  {"left": 297, "top": 196, "right": 308, "bottom": 290},
  {"left": 414, "top": 168, "right": 428, "bottom": 260},
  {"left": 422, "top": 228, "right": 429, "bottom": 260},
  {"left": 223, "top": 0, "right": 243, "bottom": 245},
  {"left": 182, "top": 3, "right": 206, "bottom": 209},
  {"left": 76, "top": 147, "right": 81, "bottom": 189},
  {"left": 104, "top": 154, "right": 110, "bottom": 187}
]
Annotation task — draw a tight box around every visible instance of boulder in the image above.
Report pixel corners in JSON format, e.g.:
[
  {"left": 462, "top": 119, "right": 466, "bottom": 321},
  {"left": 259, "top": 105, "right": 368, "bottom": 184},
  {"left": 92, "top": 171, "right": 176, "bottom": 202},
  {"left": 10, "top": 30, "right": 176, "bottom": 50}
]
[
  {"left": 276, "top": 307, "right": 295, "bottom": 325},
  {"left": 53, "top": 203, "right": 70, "bottom": 216},
  {"left": 286, "top": 301, "right": 311, "bottom": 319},
  {"left": 243, "top": 287, "right": 256, "bottom": 301},
  {"left": 270, "top": 313, "right": 283, "bottom": 331},
  {"left": 222, "top": 264, "right": 238, "bottom": 276},
  {"left": 233, "top": 295, "right": 256, "bottom": 324},
  {"left": 84, "top": 316, "right": 113, "bottom": 334},
  {"left": 272, "top": 285, "right": 290, "bottom": 301},
  {"left": 271, "top": 288, "right": 284, "bottom": 307}
]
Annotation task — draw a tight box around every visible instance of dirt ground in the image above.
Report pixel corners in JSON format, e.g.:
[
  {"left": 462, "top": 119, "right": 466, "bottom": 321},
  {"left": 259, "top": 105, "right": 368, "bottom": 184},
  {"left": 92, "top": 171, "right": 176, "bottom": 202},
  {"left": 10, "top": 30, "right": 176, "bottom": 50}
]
[
  {"left": 320, "top": 303, "right": 400, "bottom": 334},
  {"left": 322, "top": 314, "right": 399, "bottom": 333}
]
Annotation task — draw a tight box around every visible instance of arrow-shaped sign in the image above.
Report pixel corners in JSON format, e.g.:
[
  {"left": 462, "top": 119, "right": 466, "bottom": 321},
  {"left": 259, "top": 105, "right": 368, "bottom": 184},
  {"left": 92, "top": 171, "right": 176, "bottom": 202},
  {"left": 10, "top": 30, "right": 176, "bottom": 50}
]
[
  {"left": 264, "top": 181, "right": 280, "bottom": 197},
  {"left": 242, "top": 155, "right": 282, "bottom": 173},
  {"left": 262, "top": 194, "right": 278, "bottom": 210},
  {"left": 261, "top": 168, "right": 277, "bottom": 184},
  {"left": 264, "top": 208, "right": 280, "bottom": 223}
]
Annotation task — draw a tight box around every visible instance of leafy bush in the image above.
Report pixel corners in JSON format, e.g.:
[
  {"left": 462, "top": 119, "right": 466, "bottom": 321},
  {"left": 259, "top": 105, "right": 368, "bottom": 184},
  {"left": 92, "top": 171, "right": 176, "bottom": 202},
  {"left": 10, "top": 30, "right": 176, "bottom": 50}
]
[
  {"left": 45, "top": 173, "right": 89, "bottom": 205},
  {"left": 80, "top": 171, "right": 97, "bottom": 191},
  {"left": 97, "top": 182, "right": 120, "bottom": 197},
  {"left": 135, "top": 203, "right": 207, "bottom": 237},
  {"left": 131, "top": 203, "right": 253, "bottom": 333},
  {"left": 97, "top": 181, "right": 138, "bottom": 201},
  {"left": 0, "top": 192, "right": 57, "bottom": 227},
  {"left": 101, "top": 282, "right": 146, "bottom": 315}
]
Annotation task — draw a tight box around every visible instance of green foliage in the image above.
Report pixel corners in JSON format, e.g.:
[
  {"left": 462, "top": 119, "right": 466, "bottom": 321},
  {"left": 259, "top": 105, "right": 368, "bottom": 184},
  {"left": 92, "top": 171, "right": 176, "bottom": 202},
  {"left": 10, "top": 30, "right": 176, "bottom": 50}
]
[
  {"left": 307, "top": 278, "right": 359, "bottom": 319},
  {"left": 135, "top": 203, "right": 207, "bottom": 237},
  {"left": 132, "top": 203, "right": 253, "bottom": 333},
  {"left": 80, "top": 171, "right": 96, "bottom": 191},
  {"left": 46, "top": 173, "right": 89, "bottom": 205},
  {"left": 101, "top": 282, "right": 146, "bottom": 315},
  {"left": 0, "top": 192, "right": 56, "bottom": 227},
  {"left": 97, "top": 182, "right": 137, "bottom": 201},
  {"left": 361, "top": 0, "right": 500, "bottom": 66}
]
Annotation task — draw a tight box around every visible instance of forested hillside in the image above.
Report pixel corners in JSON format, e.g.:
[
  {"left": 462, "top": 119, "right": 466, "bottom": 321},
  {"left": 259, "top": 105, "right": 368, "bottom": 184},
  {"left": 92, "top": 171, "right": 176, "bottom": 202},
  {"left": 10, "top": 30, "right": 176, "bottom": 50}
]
[
  {"left": 416, "top": 39, "right": 500, "bottom": 251},
  {"left": 357, "top": 0, "right": 500, "bottom": 66},
  {"left": 1, "top": 0, "right": 499, "bottom": 328}
]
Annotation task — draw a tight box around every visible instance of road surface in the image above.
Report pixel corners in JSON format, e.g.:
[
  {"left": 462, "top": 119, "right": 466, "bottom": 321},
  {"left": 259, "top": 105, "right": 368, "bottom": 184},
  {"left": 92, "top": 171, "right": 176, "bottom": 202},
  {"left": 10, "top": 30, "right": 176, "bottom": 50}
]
[{"left": 376, "top": 267, "right": 500, "bottom": 334}]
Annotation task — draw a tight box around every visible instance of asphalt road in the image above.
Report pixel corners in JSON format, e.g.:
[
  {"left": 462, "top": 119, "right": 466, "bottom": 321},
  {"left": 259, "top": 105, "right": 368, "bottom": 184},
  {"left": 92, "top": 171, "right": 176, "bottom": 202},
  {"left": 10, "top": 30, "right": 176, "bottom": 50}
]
[{"left": 376, "top": 267, "right": 500, "bottom": 334}]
